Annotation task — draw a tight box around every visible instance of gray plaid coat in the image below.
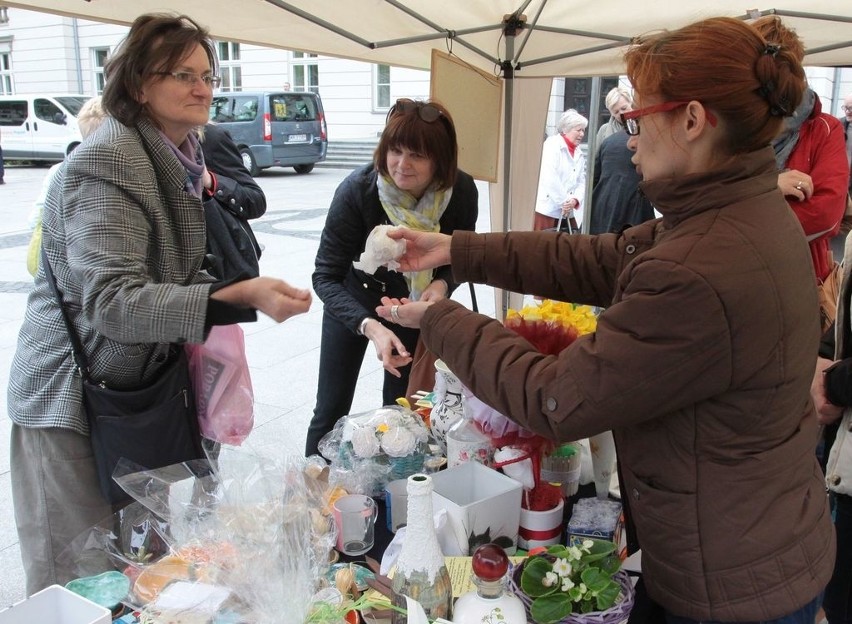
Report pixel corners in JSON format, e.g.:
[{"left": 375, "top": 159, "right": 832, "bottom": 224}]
[{"left": 8, "top": 117, "right": 215, "bottom": 435}]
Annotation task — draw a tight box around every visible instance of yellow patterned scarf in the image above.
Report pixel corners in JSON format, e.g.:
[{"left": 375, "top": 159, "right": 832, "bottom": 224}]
[{"left": 377, "top": 174, "right": 452, "bottom": 300}]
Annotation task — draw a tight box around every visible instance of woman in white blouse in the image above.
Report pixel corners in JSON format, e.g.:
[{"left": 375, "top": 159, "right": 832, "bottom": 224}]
[{"left": 533, "top": 109, "right": 588, "bottom": 231}]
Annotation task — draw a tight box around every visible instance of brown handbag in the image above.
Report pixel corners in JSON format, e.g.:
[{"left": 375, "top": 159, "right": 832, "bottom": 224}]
[
  {"left": 403, "top": 283, "right": 479, "bottom": 404},
  {"left": 818, "top": 259, "right": 843, "bottom": 334},
  {"left": 839, "top": 193, "right": 852, "bottom": 237}
]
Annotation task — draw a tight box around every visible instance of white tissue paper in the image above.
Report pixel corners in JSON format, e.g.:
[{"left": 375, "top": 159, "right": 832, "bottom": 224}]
[{"left": 353, "top": 225, "right": 406, "bottom": 274}]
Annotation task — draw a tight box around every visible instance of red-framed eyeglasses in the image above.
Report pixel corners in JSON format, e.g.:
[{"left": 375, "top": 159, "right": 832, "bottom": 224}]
[{"left": 622, "top": 101, "right": 717, "bottom": 136}]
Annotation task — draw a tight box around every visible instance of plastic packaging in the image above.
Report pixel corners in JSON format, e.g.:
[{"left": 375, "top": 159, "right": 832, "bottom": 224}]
[
  {"left": 59, "top": 450, "right": 337, "bottom": 623},
  {"left": 318, "top": 405, "right": 431, "bottom": 497},
  {"left": 185, "top": 324, "right": 254, "bottom": 445}
]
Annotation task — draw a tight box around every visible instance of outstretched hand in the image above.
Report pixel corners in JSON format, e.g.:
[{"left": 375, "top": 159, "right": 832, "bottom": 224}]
[
  {"left": 212, "top": 276, "right": 312, "bottom": 322},
  {"left": 362, "top": 318, "right": 412, "bottom": 377},
  {"left": 812, "top": 356, "right": 843, "bottom": 426},
  {"left": 386, "top": 227, "right": 453, "bottom": 272},
  {"left": 377, "top": 296, "right": 433, "bottom": 329}
]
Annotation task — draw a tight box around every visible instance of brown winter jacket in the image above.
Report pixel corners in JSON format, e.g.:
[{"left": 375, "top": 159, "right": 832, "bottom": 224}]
[{"left": 421, "top": 147, "right": 835, "bottom": 621}]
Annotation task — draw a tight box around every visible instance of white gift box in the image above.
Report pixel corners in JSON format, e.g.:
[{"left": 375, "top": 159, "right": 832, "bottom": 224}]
[
  {"left": 430, "top": 461, "right": 522, "bottom": 556},
  {"left": 0, "top": 585, "right": 111, "bottom": 624}
]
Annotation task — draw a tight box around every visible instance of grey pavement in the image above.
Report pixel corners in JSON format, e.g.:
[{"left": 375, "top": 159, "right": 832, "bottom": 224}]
[{"left": 0, "top": 163, "right": 495, "bottom": 607}]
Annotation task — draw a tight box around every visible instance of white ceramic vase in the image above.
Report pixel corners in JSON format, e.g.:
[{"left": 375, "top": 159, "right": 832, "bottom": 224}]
[{"left": 430, "top": 359, "right": 464, "bottom": 453}]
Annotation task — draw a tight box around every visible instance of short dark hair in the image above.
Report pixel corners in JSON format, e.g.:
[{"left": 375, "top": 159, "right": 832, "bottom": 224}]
[
  {"left": 374, "top": 99, "right": 458, "bottom": 191},
  {"left": 102, "top": 13, "right": 217, "bottom": 127}
]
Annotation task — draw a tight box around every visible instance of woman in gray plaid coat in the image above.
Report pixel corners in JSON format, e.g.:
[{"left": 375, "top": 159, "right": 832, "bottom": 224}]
[{"left": 6, "top": 14, "right": 312, "bottom": 594}]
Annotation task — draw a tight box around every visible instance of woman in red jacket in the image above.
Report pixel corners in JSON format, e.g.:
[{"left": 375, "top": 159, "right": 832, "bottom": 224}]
[{"left": 754, "top": 16, "right": 849, "bottom": 284}]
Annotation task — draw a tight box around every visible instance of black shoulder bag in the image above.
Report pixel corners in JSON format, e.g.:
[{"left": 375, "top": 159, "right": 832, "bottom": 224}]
[{"left": 41, "top": 250, "right": 204, "bottom": 504}]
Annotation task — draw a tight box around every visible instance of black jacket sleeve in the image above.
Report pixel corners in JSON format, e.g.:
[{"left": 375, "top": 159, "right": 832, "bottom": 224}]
[{"left": 201, "top": 124, "right": 267, "bottom": 220}]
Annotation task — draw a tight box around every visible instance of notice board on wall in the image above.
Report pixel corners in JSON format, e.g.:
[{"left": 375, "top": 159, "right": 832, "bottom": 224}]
[{"left": 430, "top": 49, "right": 502, "bottom": 182}]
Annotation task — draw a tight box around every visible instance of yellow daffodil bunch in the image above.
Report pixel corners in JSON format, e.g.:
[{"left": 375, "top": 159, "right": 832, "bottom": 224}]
[{"left": 504, "top": 300, "right": 598, "bottom": 356}]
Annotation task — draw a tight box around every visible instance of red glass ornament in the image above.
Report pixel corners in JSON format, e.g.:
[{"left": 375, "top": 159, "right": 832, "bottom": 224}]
[{"left": 471, "top": 543, "right": 509, "bottom": 581}]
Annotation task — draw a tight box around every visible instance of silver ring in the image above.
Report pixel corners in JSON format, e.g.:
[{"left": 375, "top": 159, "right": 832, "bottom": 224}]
[
  {"left": 390, "top": 305, "right": 400, "bottom": 323},
  {"left": 795, "top": 181, "right": 803, "bottom": 190}
]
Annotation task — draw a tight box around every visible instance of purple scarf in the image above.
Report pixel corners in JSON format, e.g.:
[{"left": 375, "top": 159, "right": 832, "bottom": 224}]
[{"left": 157, "top": 130, "right": 205, "bottom": 197}]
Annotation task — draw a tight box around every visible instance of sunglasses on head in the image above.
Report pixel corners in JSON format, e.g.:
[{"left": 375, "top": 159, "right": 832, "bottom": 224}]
[{"left": 388, "top": 98, "right": 443, "bottom": 123}]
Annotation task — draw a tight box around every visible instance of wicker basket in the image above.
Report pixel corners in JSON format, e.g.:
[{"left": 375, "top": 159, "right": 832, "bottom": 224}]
[
  {"left": 509, "top": 564, "right": 634, "bottom": 624},
  {"left": 388, "top": 452, "right": 426, "bottom": 480}
]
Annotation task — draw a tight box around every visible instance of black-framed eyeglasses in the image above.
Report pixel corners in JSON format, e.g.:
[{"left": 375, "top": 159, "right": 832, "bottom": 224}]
[
  {"left": 388, "top": 98, "right": 443, "bottom": 123},
  {"left": 154, "top": 71, "right": 222, "bottom": 89},
  {"left": 622, "top": 100, "right": 717, "bottom": 136},
  {"left": 843, "top": 105, "right": 852, "bottom": 113}
]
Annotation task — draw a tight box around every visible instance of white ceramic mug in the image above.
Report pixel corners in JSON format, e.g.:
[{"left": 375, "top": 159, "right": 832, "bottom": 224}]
[{"left": 332, "top": 494, "right": 378, "bottom": 556}]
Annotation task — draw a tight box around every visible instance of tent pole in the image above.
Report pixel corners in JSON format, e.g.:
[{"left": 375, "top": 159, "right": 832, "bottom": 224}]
[
  {"left": 582, "top": 76, "right": 602, "bottom": 234},
  {"left": 500, "top": 15, "right": 524, "bottom": 319}
]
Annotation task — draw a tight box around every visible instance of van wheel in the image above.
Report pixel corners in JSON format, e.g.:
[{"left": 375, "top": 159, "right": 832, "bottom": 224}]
[
  {"left": 240, "top": 148, "right": 259, "bottom": 176},
  {"left": 294, "top": 164, "right": 314, "bottom": 174}
]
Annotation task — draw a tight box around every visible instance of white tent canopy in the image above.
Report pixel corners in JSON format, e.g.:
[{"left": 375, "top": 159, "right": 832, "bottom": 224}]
[
  {"left": 5, "top": 1, "right": 852, "bottom": 75},
  {"left": 7, "top": 0, "right": 852, "bottom": 313}
]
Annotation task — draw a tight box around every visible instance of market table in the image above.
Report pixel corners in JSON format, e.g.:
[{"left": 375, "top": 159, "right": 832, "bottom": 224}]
[{"left": 337, "top": 481, "right": 661, "bottom": 623}]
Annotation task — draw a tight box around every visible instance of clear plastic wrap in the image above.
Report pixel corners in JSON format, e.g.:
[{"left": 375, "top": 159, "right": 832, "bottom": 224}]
[
  {"left": 59, "top": 450, "right": 339, "bottom": 623},
  {"left": 317, "top": 406, "right": 431, "bottom": 497}
]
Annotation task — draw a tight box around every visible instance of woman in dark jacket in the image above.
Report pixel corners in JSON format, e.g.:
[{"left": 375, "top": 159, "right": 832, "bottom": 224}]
[
  {"left": 305, "top": 99, "right": 478, "bottom": 457},
  {"left": 200, "top": 123, "right": 265, "bottom": 280}
]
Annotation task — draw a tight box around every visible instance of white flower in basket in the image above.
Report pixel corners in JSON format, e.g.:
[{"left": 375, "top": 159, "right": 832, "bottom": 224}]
[{"left": 320, "top": 407, "right": 432, "bottom": 495}]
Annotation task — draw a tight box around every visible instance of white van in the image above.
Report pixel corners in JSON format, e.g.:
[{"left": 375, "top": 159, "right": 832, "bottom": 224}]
[{"left": 0, "top": 94, "right": 89, "bottom": 161}]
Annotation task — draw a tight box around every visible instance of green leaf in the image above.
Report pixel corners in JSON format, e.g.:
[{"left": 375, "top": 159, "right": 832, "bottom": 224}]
[
  {"left": 520, "top": 558, "right": 558, "bottom": 598},
  {"left": 595, "top": 580, "right": 621, "bottom": 610},
  {"left": 580, "top": 567, "right": 610, "bottom": 591},
  {"left": 530, "top": 592, "right": 573, "bottom": 624},
  {"left": 579, "top": 539, "right": 617, "bottom": 563},
  {"left": 546, "top": 545, "right": 570, "bottom": 558},
  {"left": 600, "top": 555, "right": 622, "bottom": 576}
]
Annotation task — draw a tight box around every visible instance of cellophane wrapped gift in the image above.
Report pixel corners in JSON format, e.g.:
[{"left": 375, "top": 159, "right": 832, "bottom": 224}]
[
  {"left": 318, "top": 406, "right": 431, "bottom": 497},
  {"left": 58, "top": 450, "right": 343, "bottom": 623}
]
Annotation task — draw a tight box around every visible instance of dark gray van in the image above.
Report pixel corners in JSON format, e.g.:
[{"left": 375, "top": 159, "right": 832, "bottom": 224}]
[{"left": 209, "top": 91, "right": 327, "bottom": 175}]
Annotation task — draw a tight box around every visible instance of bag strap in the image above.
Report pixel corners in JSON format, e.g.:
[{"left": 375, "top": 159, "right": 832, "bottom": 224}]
[{"left": 40, "top": 248, "right": 92, "bottom": 382}]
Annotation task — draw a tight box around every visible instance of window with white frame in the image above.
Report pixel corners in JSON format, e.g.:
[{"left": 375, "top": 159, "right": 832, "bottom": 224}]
[
  {"left": 217, "top": 41, "right": 241, "bottom": 92},
  {"left": 292, "top": 51, "right": 318, "bottom": 93},
  {"left": 0, "top": 52, "right": 11, "bottom": 95},
  {"left": 92, "top": 48, "right": 109, "bottom": 94},
  {"left": 374, "top": 64, "right": 391, "bottom": 110}
]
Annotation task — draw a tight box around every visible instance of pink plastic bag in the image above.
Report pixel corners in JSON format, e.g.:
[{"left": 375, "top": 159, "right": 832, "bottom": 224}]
[{"left": 185, "top": 324, "right": 254, "bottom": 445}]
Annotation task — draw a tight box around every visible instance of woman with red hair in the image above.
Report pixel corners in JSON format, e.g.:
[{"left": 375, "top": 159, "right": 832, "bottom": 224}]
[{"left": 379, "top": 16, "right": 834, "bottom": 624}]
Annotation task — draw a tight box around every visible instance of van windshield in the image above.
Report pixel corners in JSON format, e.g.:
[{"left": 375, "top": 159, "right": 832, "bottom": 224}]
[
  {"left": 56, "top": 97, "right": 91, "bottom": 116},
  {"left": 270, "top": 94, "right": 317, "bottom": 122}
]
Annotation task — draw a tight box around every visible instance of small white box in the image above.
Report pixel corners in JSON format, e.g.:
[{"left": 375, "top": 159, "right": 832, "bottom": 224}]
[
  {"left": 0, "top": 585, "right": 111, "bottom": 624},
  {"left": 430, "top": 461, "right": 523, "bottom": 556}
]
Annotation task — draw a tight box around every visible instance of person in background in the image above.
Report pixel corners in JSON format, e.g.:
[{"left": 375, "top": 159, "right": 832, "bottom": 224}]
[
  {"left": 595, "top": 87, "right": 633, "bottom": 146},
  {"left": 753, "top": 16, "right": 848, "bottom": 285},
  {"left": 305, "top": 98, "right": 478, "bottom": 457},
  {"left": 7, "top": 13, "right": 312, "bottom": 594},
  {"left": 533, "top": 109, "right": 587, "bottom": 231},
  {"left": 829, "top": 92, "right": 852, "bottom": 260},
  {"left": 199, "top": 122, "right": 266, "bottom": 281},
  {"left": 379, "top": 16, "right": 834, "bottom": 623},
  {"left": 813, "top": 233, "right": 852, "bottom": 623},
  {"left": 588, "top": 92, "right": 655, "bottom": 235},
  {"left": 27, "top": 97, "right": 108, "bottom": 277},
  {"left": 841, "top": 92, "right": 852, "bottom": 191}
]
